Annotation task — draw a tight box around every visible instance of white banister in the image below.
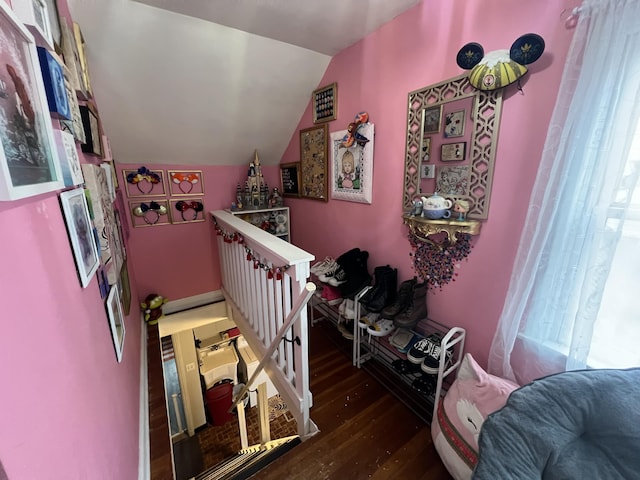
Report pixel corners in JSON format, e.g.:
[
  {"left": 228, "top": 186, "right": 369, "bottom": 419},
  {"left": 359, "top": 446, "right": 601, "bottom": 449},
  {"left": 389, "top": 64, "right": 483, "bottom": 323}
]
[{"left": 210, "top": 210, "right": 319, "bottom": 439}]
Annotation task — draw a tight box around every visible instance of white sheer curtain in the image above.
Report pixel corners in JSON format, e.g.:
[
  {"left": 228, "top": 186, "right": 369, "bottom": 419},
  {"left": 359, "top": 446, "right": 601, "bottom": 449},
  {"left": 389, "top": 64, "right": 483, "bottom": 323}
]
[{"left": 488, "top": 0, "right": 640, "bottom": 385}]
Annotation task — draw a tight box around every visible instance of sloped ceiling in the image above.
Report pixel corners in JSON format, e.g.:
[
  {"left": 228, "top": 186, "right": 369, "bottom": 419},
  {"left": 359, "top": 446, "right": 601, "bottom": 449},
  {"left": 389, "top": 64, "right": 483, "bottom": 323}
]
[{"left": 67, "top": 0, "right": 420, "bottom": 166}]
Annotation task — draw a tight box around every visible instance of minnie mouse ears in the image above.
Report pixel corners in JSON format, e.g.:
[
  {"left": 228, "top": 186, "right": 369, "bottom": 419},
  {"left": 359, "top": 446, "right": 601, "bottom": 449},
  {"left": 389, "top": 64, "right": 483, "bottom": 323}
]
[{"left": 456, "top": 33, "right": 545, "bottom": 91}]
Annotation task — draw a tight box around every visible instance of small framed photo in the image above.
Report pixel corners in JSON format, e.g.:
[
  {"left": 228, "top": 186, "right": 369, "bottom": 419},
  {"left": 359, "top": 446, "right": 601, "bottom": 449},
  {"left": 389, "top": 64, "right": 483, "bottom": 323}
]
[
  {"left": 54, "top": 129, "right": 84, "bottom": 187},
  {"left": 168, "top": 170, "right": 205, "bottom": 196},
  {"left": 441, "top": 142, "right": 466, "bottom": 162},
  {"left": 420, "top": 136, "right": 432, "bottom": 163},
  {"left": 312, "top": 82, "right": 337, "bottom": 124},
  {"left": 37, "top": 47, "right": 71, "bottom": 120},
  {"left": 11, "top": 0, "right": 54, "bottom": 50},
  {"left": 280, "top": 162, "right": 301, "bottom": 197},
  {"left": 421, "top": 105, "right": 442, "bottom": 134},
  {"left": 169, "top": 198, "right": 205, "bottom": 224},
  {"left": 79, "top": 103, "right": 103, "bottom": 157},
  {"left": 106, "top": 285, "right": 126, "bottom": 363},
  {"left": 59, "top": 187, "right": 100, "bottom": 288},
  {"left": 420, "top": 164, "right": 435, "bottom": 179},
  {"left": 437, "top": 166, "right": 470, "bottom": 196},
  {"left": 444, "top": 109, "right": 466, "bottom": 138}
]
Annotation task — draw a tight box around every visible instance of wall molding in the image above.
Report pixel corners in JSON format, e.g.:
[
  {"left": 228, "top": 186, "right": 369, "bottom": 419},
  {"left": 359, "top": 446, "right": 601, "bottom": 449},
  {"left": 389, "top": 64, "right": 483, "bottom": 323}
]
[
  {"left": 163, "top": 290, "right": 224, "bottom": 315},
  {"left": 138, "top": 319, "right": 150, "bottom": 480}
]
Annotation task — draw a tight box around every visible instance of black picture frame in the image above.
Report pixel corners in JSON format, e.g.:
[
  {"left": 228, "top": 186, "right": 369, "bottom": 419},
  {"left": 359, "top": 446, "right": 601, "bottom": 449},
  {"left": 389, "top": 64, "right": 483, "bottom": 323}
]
[
  {"left": 280, "top": 162, "right": 301, "bottom": 197},
  {"left": 79, "top": 103, "right": 103, "bottom": 157}
]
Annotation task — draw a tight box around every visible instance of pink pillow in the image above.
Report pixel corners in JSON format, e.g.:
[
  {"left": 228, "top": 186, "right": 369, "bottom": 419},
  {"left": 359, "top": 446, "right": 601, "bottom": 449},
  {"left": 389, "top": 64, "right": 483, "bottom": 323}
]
[{"left": 431, "top": 353, "right": 518, "bottom": 480}]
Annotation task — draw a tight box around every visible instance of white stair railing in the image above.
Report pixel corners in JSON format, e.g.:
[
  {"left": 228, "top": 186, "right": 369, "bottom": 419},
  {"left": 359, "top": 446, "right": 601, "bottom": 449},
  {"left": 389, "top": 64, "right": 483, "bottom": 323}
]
[{"left": 210, "top": 210, "right": 318, "bottom": 439}]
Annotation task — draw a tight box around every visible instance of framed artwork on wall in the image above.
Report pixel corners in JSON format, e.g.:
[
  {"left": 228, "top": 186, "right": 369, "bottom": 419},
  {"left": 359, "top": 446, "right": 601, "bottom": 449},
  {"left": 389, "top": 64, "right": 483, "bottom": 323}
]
[
  {"left": 11, "top": 0, "right": 54, "bottom": 50},
  {"left": 168, "top": 170, "right": 204, "bottom": 196},
  {"left": 436, "top": 165, "right": 470, "bottom": 196},
  {"left": 129, "top": 199, "right": 170, "bottom": 228},
  {"left": 106, "top": 285, "right": 126, "bottom": 363},
  {"left": 312, "top": 82, "right": 337, "bottom": 124},
  {"left": 59, "top": 187, "right": 100, "bottom": 288},
  {"left": 279, "top": 162, "right": 300, "bottom": 197},
  {"left": 54, "top": 129, "right": 84, "bottom": 187},
  {"left": 60, "top": 65, "right": 86, "bottom": 143},
  {"left": 299, "top": 124, "right": 329, "bottom": 201},
  {"left": 59, "top": 19, "right": 86, "bottom": 99},
  {"left": 73, "top": 22, "right": 92, "bottom": 98},
  {"left": 421, "top": 105, "right": 443, "bottom": 134},
  {"left": 441, "top": 142, "right": 466, "bottom": 161},
  {"left": 169, "top": 198, "right": 205, "bottom": 224},
  {"left": 37, "top": 47, "right": 71, "bottom": 120},
  {"left": 329, "top": 123, "right": 374, "bottom": 204},
  {"left": 444, "top": 109, "right": 466, "bottom": 138},
  {"left": 79, "top": 103, "right": 103, "bottom": 157},
  {"left": 0, "top": 2, "right": 64, "bottom": 201}
]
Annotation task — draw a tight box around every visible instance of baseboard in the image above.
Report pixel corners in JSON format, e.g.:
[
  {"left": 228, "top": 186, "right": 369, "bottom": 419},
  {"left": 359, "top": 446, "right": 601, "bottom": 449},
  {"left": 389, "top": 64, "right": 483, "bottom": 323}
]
[
  {"left": 163, "top": 290, "right": 224, "bottom": 315},
  {"left": 138, "top": 319, "right": 150, "bottom": 480}
]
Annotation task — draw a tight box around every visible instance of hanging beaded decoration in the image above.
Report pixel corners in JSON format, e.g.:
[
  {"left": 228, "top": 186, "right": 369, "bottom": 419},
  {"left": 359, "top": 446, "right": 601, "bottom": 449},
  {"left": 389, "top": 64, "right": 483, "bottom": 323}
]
[
  {"left": 212, "top": 217, "right": 290, "bottom": 280},
  {"left": 175, "top": 200, "right": 204, "bottom": 222},
  {"left": 126, "top": 166, "right": 162, "bottom": 195},
  {"left": 132, "top": 201, "right": 168, "bottom": 225},
  {"left": 409, "top": 232, "right": 473, "bottom": 290}
]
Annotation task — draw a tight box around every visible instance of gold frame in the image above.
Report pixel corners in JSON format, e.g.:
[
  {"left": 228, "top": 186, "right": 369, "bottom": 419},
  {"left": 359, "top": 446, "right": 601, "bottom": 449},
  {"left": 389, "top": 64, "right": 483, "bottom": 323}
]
[
  {"left": 167, "top": 170, "right": 205, "bottom": 196},
  {"left": 299, "top": 124, "right": 329, "bottom": 201},
  {"left": 312, "top": 82, "right": 337, "bottom": 124}
]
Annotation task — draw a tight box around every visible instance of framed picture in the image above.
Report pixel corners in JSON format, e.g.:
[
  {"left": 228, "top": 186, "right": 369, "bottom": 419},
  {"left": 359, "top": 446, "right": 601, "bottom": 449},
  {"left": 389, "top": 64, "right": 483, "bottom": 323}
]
[
  {"left": 441, "top": 142, "right": 466, "bottom": 162},
  {"left": 59, "top": 19, "right": 86, "bottom": 99},
  {"left": 167, "top": 170, "right": 205, "bottom": 196},
  {"left": 299, "top": 124, "right": 329, "bottom": 201},
  {"left": 59, "top": 187, "right": 100, "bottom": 288},
  {"left": 106, "top": 285, "right": 126, "bottom": 363},
  {"left": 54, "top": 129, "right": 84, "bottom": 187},
  {"left": 60, "top": 65, "right": 86, "bottom": 143},
  {"left": 330, "top": 123, "right": 374, "bottom": 204},
  {"left": 421, "top": 105, "right": 443, "bottom": 134},
  {"left": 0, "top": 2, "right": 64, "bottom": 201},
  {"left": 37, "top": 48, "right": 70, "bottom": 120},
  {"left": 10, "top": 0, "right": 54, "bottom": 50},
  {"left": 122, "top": 167, "right": 167, "bottom": 197},
  {"left": 420, "top": 164, "right": 435, "bottom": 179},
  {"left": 312, "top": 82, "right": 337, "bottom": 124},
  {"left": 73, "top": 22, "right": 92, "bottom": 98},
  {"left": 444, "top": 109, "right": 466, "bottom": 138},
  {"left": 437, "top": 165, "right": 470, "bottom": 196},
  {"left": 129, "top": 199, "right": 170, "bottom": 228},
  {"left": 279, "top": 162, "right": 301, "bottom": 197},
  {"left": 44, "top": 0, "right": 62, "bottom": 49},
  {"left": 420, "top": 136, "right": 432, "bottom": 163},
  {"left": 79, "top": 103, "right": 102, "bottom": 157},
  {"left": 169, "top": 198, "right": 205, "bottom": 224}
]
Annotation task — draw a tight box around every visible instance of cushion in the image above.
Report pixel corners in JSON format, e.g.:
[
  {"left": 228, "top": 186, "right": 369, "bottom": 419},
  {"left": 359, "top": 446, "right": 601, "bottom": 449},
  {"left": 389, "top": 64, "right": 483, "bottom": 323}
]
[
  {"left": 431, "top": 353, "right": 518, "bottom": 480},
  {"left": 472, "top": 367, "right": 640, "bottom": 480}
]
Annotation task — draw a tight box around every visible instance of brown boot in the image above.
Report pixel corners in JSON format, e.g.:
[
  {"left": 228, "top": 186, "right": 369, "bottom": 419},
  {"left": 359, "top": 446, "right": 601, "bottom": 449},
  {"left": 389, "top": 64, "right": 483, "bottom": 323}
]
[{"left": 394, "top": 281, "right": 428, "bottom": 329}]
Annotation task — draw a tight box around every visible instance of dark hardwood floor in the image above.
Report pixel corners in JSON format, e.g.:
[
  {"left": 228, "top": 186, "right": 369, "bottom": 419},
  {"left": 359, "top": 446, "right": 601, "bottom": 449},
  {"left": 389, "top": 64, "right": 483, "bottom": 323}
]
[
  {"left": 149, "top": 316, "right": 453, "bottom": 480},
  {"left": 250, "top": 319, "right": 453, "bottom": 480}
]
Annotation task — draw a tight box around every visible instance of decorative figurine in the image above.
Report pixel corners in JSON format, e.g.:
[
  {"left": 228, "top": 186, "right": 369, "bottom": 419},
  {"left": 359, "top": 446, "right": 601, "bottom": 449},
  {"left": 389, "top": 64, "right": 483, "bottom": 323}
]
[
  {"left": 453, "top": 199, "right": 471, "bottom": 221},
  {"left": 141, "top": 294, "right": 168, "bottom": 325},
  {"left": 270, "top": 187, "right": 284, "bottom": 208}
]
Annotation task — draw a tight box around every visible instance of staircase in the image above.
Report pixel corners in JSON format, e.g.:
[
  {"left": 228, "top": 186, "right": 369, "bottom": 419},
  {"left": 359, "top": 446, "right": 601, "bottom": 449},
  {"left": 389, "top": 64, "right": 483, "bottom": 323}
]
[{"left": 194, "top": 436, "right": 301, "bottom": 480}]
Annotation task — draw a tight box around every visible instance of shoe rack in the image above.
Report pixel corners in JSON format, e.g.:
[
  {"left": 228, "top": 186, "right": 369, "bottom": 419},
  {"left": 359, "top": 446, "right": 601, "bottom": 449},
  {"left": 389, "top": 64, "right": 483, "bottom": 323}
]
[{"left": 353, "top": 304, "right": 466, "bottom": 424}]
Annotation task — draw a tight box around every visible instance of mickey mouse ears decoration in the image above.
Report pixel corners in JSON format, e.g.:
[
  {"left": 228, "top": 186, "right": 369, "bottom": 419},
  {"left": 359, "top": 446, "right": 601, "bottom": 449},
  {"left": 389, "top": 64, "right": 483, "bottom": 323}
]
[{"left": 456, "top": 33, "right": 545, "bottom": 91}]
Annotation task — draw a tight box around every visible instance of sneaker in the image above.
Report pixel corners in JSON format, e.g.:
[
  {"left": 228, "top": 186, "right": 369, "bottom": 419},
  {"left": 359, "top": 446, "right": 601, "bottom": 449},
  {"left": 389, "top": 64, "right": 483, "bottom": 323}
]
[
  {"left": 322, "top": 285, "right": 343, "bottom": 305},
  {"left": 421, "top": 337, "right": 453, "bottom": 375},
  {"left": 407, "top": 335, "right": 441, "bottom": 365},
  {"left": 318, "top": 263, "right": 342, "bottom": 284},
  {"left": 327, "top": 267, "right": 347, "bottom": 287},
  {"left": 411, "top": 374, "right": 436, "bottom": 396},
  {"left": 337, "top": 319, "right": 354, "bottom": 340},
  {"left": 389, "top": 329, "right": 421, "bottom": 354},
  {"left": 311, "top": 257, "right": 337, "bottom": 276},
  {"left": 367, "top": 318, "right": 395, "bottom": 337}
]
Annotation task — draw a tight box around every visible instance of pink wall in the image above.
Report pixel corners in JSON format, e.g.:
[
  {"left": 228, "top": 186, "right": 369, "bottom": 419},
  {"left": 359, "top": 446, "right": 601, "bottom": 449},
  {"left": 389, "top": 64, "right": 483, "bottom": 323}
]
[
  {"left": 0, "top": 3, "right": 142, "bottom": 478},
  {"left": 280, "top": 0, "right": 578, "bottom": 368},
  {"left": 117, "top": 163, "right": 280, "bottom": 302}
]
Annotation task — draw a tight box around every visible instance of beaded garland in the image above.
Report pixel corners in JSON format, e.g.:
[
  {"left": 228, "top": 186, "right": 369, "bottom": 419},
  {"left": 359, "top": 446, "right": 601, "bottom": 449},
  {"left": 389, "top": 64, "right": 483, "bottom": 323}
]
[
  {"left": 213, "top": 218, "right": 290, "bottom": 280},
  {"left": 409, "top": 232, "right": 473, "bottom": 290}
]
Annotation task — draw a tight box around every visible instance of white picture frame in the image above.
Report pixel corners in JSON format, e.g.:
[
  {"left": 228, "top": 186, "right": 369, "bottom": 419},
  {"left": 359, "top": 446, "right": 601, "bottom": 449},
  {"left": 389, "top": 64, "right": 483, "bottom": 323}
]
[
  {"left": 10, "top": 0, "right": 54, "bottom": 50},
  {"left": 106, "top": 285, "right": 126, "bottom": 363},
  {"left": 59, "top": 187, "right": 100, "bottom": 288},
  {"left": 54, "top": 129, "right": 84, "bottom": 187},
  {"left": 0, "top": 2, "right": 63, "bottom": 201},
  {"left": 330, "top": 123, "right": 374, "bottom": 204}
]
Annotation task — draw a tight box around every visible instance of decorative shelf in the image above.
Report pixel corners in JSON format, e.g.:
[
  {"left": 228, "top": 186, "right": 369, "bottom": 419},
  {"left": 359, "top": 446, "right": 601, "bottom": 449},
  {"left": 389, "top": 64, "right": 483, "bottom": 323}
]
[{"left": 403, "top": 214, "right": 481, "bottom": 246}]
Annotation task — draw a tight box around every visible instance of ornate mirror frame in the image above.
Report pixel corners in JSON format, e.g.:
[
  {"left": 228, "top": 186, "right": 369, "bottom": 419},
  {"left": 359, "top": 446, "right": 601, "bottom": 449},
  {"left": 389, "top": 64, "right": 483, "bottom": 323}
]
[{"left": 402, "top": 74, "right": 503, "bottom": 220}]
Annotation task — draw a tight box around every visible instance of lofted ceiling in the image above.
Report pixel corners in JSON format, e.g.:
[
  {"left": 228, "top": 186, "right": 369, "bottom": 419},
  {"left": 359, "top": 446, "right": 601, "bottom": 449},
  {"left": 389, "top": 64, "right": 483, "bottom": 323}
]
[{"left": 67, "top": 0, "right": 421, "bottom": 166}]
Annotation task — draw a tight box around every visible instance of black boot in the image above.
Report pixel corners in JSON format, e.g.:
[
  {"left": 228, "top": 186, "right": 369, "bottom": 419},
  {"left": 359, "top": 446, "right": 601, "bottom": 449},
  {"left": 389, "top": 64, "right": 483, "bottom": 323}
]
[
  {"left": 339, "top": 250, "right": 372, "bottom": 299},
  {"left": 361, "top": 265, "right": 397, "bottom": 313},
  {"left": 381, "top": 277, "right": 417, "bottom": 319},
  {"left": 394, "top": 281, "right": 428, "bottom": 329}
]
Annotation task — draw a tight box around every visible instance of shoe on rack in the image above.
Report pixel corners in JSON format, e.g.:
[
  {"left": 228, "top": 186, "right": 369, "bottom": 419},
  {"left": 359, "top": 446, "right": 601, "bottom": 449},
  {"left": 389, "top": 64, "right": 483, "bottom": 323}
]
[
  {"left": 318, "top": 262, "right": 343, "bottom": 284},
  {"left": 393, "top": 281, "right": 428, "bottom": 329},
  {"left": 407, "top": 334, "right": 442, "bottom": 365},
  {"left": 358, "top": 312, "right": 380, "bottom": 330},
  {"left": 389, "top": 329, "right": 421, "bottom": 354},
  {"left": 411, "top": 374, "right": 437, "bottom": 396},
  {"left": 327, "top": 266, "right": 348, "bottom": 287},
  {"left": 322, "top": 285, "right": 343, "bottom": 305},
  {"left": 337, "top": 319, "right": 354, "bottom": 340},
  {"left": 311, "top": 257, "right": 337, "bottom": 276},
  {"left": 392, "top": 359, "right": 422, "bottom": 375},
  {"left": 420, "top": 335, "right": 453, "bottom": 375},
  {"left": 381, "top": 277, "right": 417, "bottom": 319},
  {"left": 367, "top": 318, "right": 395, "bottom": 337},
  {"left": 338, "top": 250, "right": 372, "bottom": 299},
  {"left": 338, "top": 299, "right": 356, "bottom": 320},
  {"left": 360, "top": 265, "right": 397, "bottom": 313}
]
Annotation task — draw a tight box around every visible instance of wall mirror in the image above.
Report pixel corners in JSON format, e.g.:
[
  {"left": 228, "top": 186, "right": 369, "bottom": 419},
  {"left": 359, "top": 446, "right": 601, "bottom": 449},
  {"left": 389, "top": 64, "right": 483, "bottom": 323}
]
[{"left": 403, "top": 73, "right": 503, "bottom": 220}]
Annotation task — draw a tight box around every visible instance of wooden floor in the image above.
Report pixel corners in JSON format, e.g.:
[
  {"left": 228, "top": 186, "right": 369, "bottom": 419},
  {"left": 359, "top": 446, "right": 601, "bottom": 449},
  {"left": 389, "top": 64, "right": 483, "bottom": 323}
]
[{"left": 250, "top": 319, "right": 453, "bottom": 480}]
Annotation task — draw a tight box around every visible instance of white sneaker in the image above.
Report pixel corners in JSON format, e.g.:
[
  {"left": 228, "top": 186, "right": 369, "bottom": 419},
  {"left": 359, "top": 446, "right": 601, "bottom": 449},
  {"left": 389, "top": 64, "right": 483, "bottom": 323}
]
[{"left": 311, "top": 257, "right": 337, "bottom": 276}]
